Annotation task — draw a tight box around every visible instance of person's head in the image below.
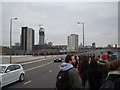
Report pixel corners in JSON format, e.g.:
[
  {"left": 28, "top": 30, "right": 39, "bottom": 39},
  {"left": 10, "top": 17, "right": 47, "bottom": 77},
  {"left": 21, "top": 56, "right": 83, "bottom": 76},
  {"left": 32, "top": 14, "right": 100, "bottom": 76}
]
[
  {"left": 101, "top": 52, "right": 103, "bottom": 54},
  {"left": 107, "top": 51, "right": 112, "bottom": 55},
  {"left": 82, "top": 55, "right": 89, "bottom": 61},
  {"left": 65, "top": 55, "right": 76, "bottom": 65},
  {"left": 82, "top": 55, "right": 89, "bottom": 64},
  {"left": 101, "top": 54, "right": 108, "bottom": 60},
  {"left": 93, "top": 53, "right": 95, "bottom": 56},
  {"left": 74, "top": 56, "right": 78, "bottom": 60},
  {"left": 94, "top": 56, "right": 99, "bottom": 60},
  {"left": 89, "top": 60, "right": 98, "bottom": 68},
  {"left": 108, "top": 60, "right": 120, "bottom": 71},
  {"left": 98, "top": 55, "right": 100, "bottom": 59}
]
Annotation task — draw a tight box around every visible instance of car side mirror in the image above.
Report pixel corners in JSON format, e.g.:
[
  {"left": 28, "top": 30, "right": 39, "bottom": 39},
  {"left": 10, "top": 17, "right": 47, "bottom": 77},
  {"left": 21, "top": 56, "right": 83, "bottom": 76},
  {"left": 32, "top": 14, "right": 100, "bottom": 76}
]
[{"left": 6, "top": 70, "right": 10, "bottom": 73}]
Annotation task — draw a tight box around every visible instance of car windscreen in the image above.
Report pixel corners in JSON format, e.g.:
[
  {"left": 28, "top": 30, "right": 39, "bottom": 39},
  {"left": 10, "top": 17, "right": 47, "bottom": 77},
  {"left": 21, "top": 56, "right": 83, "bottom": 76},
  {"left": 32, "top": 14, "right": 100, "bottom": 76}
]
[
  {"left": 0, "top": 66, "right": 6, "bottom": 73},
  {"left": 55, "top": 57, "right": 60, "bottom": 59}
]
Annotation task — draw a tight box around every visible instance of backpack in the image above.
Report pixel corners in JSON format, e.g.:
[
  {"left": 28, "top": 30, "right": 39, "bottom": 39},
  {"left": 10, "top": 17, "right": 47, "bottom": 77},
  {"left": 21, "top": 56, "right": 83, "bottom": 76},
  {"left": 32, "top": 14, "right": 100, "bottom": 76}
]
[{"left": 56, "top": 70, "right": 70, "bottom": 90}]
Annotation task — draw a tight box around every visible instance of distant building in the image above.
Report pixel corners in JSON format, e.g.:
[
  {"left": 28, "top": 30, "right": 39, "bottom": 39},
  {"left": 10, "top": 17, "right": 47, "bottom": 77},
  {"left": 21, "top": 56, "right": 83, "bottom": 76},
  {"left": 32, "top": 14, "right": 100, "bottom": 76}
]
[
  {"left": 92, "top": 42, "right": 96, "bottom": 49},
  {"left": 15, "top": 43, "right": 21, "bottom": 47},
  {"left": 21, "top": 27, "right": 34, "bottom": 51},
  {"left": 0, "top": 46, "right": 9, "bottom": 51},
  {"left": 115, "top": 44, "right": 117, "bottom": 48},
  {"left": 48, "top": 42, "right": 53, "bottom": 46},
  {"left": 107, "top": 44, "right": 113, "bottom": 48},
  {"left": 39, "top": 25, "right": 45, "bottom": 45},
  {"left": 54, "top": 45, "right": 67, "bottom": 50},
  {"left": 67, "top": 34, "right": 78, "bottom": 52},
  {"left": 79, "top": 43, "right": 83, "bottom": 48},
  {"left": 0, "top": 46, "right": 9, "bottom": 55},
  {"left": 12, "top": 43, "right": 21, "bottom": 50},
  {"left": 85, "top": 45, "right": 92, "bottom": 48}
]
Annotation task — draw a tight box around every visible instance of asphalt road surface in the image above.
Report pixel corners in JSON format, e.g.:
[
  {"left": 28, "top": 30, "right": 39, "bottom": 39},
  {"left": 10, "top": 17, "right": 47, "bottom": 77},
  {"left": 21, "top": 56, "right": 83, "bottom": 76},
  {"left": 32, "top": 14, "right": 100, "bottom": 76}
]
[{"left": 2, "top": 57, "right": 62, "bottom": 89}]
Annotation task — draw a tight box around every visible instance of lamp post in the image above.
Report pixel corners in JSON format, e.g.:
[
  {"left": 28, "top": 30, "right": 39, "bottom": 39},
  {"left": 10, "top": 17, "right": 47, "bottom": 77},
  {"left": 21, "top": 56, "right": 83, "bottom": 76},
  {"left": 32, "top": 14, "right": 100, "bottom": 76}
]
[
  {"left": 77, "top": 22, "right": 85, "bottom": 54},
  {"left": 10, "top": 18, "right": 17, "bottom": 63}
]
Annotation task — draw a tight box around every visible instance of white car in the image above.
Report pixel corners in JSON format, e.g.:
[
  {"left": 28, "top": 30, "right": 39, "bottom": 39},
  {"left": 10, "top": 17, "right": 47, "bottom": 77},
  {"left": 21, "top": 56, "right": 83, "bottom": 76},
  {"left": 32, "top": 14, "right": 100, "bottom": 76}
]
[{"left": 0, "top": 64, "right": 25, "bottom": 87}]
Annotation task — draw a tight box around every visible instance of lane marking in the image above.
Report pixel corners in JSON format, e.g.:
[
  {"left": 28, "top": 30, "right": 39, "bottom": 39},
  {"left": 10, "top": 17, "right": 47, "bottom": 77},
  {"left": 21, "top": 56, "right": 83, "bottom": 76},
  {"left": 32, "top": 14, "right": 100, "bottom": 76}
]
[
  {"left": 24, "top": 80, "right": 31, "bottom": 85},
  {"left": 25, "top": 61, "right": 53, "bottom": 72},
  {"left": 49, "top": 70, "right": 53, "bottom": 72}
]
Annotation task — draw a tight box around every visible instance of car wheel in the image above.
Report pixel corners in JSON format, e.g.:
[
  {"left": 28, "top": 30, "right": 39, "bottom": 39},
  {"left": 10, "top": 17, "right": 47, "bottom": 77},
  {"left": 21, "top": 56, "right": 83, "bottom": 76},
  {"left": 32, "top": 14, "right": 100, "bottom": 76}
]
[{"left": 19, "top": 74, "right": 25, "bottom": 82}]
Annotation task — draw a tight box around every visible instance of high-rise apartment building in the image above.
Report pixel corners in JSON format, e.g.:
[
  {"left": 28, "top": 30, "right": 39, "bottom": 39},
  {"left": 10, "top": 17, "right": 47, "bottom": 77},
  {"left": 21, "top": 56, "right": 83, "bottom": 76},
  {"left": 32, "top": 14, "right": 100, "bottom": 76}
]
[
  {"left": 21, "top": 27, "right": 34, "bottom": 51},
  {"left": 92, "top": 42, "right": 96, "bottom": 49},
  {"left": 39, "top": 26, "right": 45, "bottom": 45},
  {"left": 67, "top": 34, "right": 78, "bottom": 52}
]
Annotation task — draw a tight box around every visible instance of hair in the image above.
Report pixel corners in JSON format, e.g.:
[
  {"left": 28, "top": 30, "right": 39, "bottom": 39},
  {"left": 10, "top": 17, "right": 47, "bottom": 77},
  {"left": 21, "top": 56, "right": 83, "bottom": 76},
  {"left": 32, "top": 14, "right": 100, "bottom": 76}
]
[
  {"left": 65, "top": 55, "right": 74, "bottom": 63},
  {"left": 109, "top": 60, "right": 120, "bottom": 71},
  {"left": 80, "top": 55, "right": 89, "bottom": 72},
  {"left": 90, "top": 60, "right": 98, "bottom": 68},
  {"left": 107, "top": 51, "right": 112, "bottom": 54},
  {"left": 98, "top": 55, "right": 100, "bottom": 58},
  {"left": 74, "top": 56, "right": 77, "bottom": 60},
  {"left": 82, "top": 55, "right": 89, "bottom": 61}
]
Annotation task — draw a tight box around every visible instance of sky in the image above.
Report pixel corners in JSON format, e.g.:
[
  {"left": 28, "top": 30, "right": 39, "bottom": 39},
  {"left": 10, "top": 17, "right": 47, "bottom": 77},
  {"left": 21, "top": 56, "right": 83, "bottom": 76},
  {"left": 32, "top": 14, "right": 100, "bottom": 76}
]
[{"left": 1, "top": 0, "right": 119, "bottom": 47}]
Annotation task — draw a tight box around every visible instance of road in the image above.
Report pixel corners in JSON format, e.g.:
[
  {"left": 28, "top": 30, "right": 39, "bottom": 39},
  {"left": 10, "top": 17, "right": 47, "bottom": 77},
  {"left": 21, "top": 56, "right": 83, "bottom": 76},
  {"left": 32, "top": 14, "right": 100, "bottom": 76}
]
[{"left": 2, "top": 57, "right": 62, "bottom": 89}]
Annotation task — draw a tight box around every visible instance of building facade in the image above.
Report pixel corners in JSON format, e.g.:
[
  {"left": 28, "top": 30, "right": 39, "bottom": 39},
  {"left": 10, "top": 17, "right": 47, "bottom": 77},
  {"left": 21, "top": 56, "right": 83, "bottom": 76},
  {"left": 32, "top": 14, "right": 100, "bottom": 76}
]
[
  {"left": 92, "top": 42, "right": 96, "bottom": 49},
  {"left": 21, "top": 27, "right": 34, "bottom": 51},
  {"left": 39, "top": 26, "right": 45, "bottom": 45},
  {"left": 67, "top": 34, "right": 78, "bottom": 52}
]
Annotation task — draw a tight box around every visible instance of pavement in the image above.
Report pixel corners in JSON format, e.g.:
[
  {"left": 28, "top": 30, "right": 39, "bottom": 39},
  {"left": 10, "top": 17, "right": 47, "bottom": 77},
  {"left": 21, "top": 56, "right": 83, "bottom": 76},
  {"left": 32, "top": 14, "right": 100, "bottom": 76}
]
[{"left": 0, "top": 55, "right": 66, "bottom": 64}]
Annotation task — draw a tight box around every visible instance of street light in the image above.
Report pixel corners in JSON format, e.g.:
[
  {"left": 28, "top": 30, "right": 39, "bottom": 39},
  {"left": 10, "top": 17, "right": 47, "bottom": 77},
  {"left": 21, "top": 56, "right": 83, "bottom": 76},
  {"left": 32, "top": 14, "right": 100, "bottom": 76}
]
[
  {"left": 10, "top": 18, "right": 17, "bottom": 63},
  {"left": 77, "top": 22, "right": 85, "bottom": 54}
]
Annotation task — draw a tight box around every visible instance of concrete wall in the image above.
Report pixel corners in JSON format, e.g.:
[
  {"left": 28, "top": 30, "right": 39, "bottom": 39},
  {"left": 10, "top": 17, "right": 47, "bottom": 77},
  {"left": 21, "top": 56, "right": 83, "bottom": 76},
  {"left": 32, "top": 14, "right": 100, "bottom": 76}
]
[{"left": 0, "top": 55, "right": 52, "bottom": 64}]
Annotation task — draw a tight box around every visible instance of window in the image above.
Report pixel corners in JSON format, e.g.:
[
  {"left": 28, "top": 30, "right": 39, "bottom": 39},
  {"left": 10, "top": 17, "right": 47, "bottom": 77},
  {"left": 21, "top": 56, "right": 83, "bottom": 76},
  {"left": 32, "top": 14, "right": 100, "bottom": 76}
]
[
  {"left": 14, "top": 65, "right": 21, "bottom": 70},
  {"left": 0, "top": 66, "right": 6, "bottom": 73},
  {"left": 5, "top": 65, "right": 15, "bottom": 72}
]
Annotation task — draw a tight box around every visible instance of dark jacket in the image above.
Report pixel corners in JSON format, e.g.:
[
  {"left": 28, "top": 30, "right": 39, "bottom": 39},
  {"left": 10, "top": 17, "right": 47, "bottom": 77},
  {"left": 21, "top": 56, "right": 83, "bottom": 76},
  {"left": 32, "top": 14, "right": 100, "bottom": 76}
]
[
  {"left": 80, "top": 60, "right": 89, "bottom": 86},
  {"left": 60, "top": 62, "right": 83, "bottom": 90},
  {"left": 88, "top": 68, "right": 103, "bottom": 90},
  {"left": 87, "top": 60, "right": 104, "bottom": 90},
  {"left": 107, "top": 71, "right": 120, "bottom": 90}
]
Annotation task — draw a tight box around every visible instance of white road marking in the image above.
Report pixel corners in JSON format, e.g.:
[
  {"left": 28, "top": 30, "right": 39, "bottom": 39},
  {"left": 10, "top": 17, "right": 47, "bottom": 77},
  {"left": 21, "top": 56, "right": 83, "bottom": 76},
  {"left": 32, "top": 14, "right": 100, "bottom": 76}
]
[
  {"left": 24, "top": 80, "right": 31, "bottom": 85},
  {"left": 49, "top": 70, "right": 53, "bottom": 72},
  {"left": 25, "top": 61, "right": 53, "bottom": 72}
]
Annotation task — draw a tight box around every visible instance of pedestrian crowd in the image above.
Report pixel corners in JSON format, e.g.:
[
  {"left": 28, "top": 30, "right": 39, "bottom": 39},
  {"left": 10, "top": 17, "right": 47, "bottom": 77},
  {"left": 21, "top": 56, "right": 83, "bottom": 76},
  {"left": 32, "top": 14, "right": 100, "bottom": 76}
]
[{"left": 56, "top": 51, "right": 120, "bottom": 90}]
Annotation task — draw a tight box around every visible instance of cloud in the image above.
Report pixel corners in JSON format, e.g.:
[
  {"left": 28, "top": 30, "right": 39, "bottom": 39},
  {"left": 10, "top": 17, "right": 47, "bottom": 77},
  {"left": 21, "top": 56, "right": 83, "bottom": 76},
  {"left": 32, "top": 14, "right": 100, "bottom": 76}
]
[{"left": 1, "top": 2, "right": 118, "bottom": 47}]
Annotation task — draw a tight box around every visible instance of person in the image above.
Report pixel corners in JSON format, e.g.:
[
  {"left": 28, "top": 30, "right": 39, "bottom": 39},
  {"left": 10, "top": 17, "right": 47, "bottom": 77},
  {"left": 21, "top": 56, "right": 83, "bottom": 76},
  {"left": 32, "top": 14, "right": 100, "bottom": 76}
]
[
  {"left": 107, "top": 51, "right": 117, "bottom": 61},
  {"left": 97, "top": 60, "right": 109, "bottom": 79},
  {"left": 77, "top": 55, "right": 83, "bottom": 75},
  {"left": 100, "top": 60, "right": 120, "bottom": 90},
  {"left": 73, "top": 56, "right": 79, "bottom": 68},
  {"left": 91, "top": 53, "right": 96, "bottom": 61},
  {"left": 107, "top": 51, "right": 112, "bottom": 59},
  {"left": 56, "top": 55, "right": 83, "bottom": 90},
  {"left": 87, "top": 60, "right": 104, "bottom": 90},
  {"left": 94, "top": 55, "right": 100, "bottom": 61},
  {"left": 79, "top": 55, "right": 89, "bottom": 86},
  {"left": 101, "top": 53, "right": 108, "bottom": 60}
]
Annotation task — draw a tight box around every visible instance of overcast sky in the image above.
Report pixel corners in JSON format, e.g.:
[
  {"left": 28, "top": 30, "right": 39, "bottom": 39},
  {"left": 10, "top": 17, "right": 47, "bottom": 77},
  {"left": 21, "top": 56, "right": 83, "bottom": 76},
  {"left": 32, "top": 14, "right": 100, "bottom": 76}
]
[{"left": 1, "top": 0, "right": 119, "bottom": 47}]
